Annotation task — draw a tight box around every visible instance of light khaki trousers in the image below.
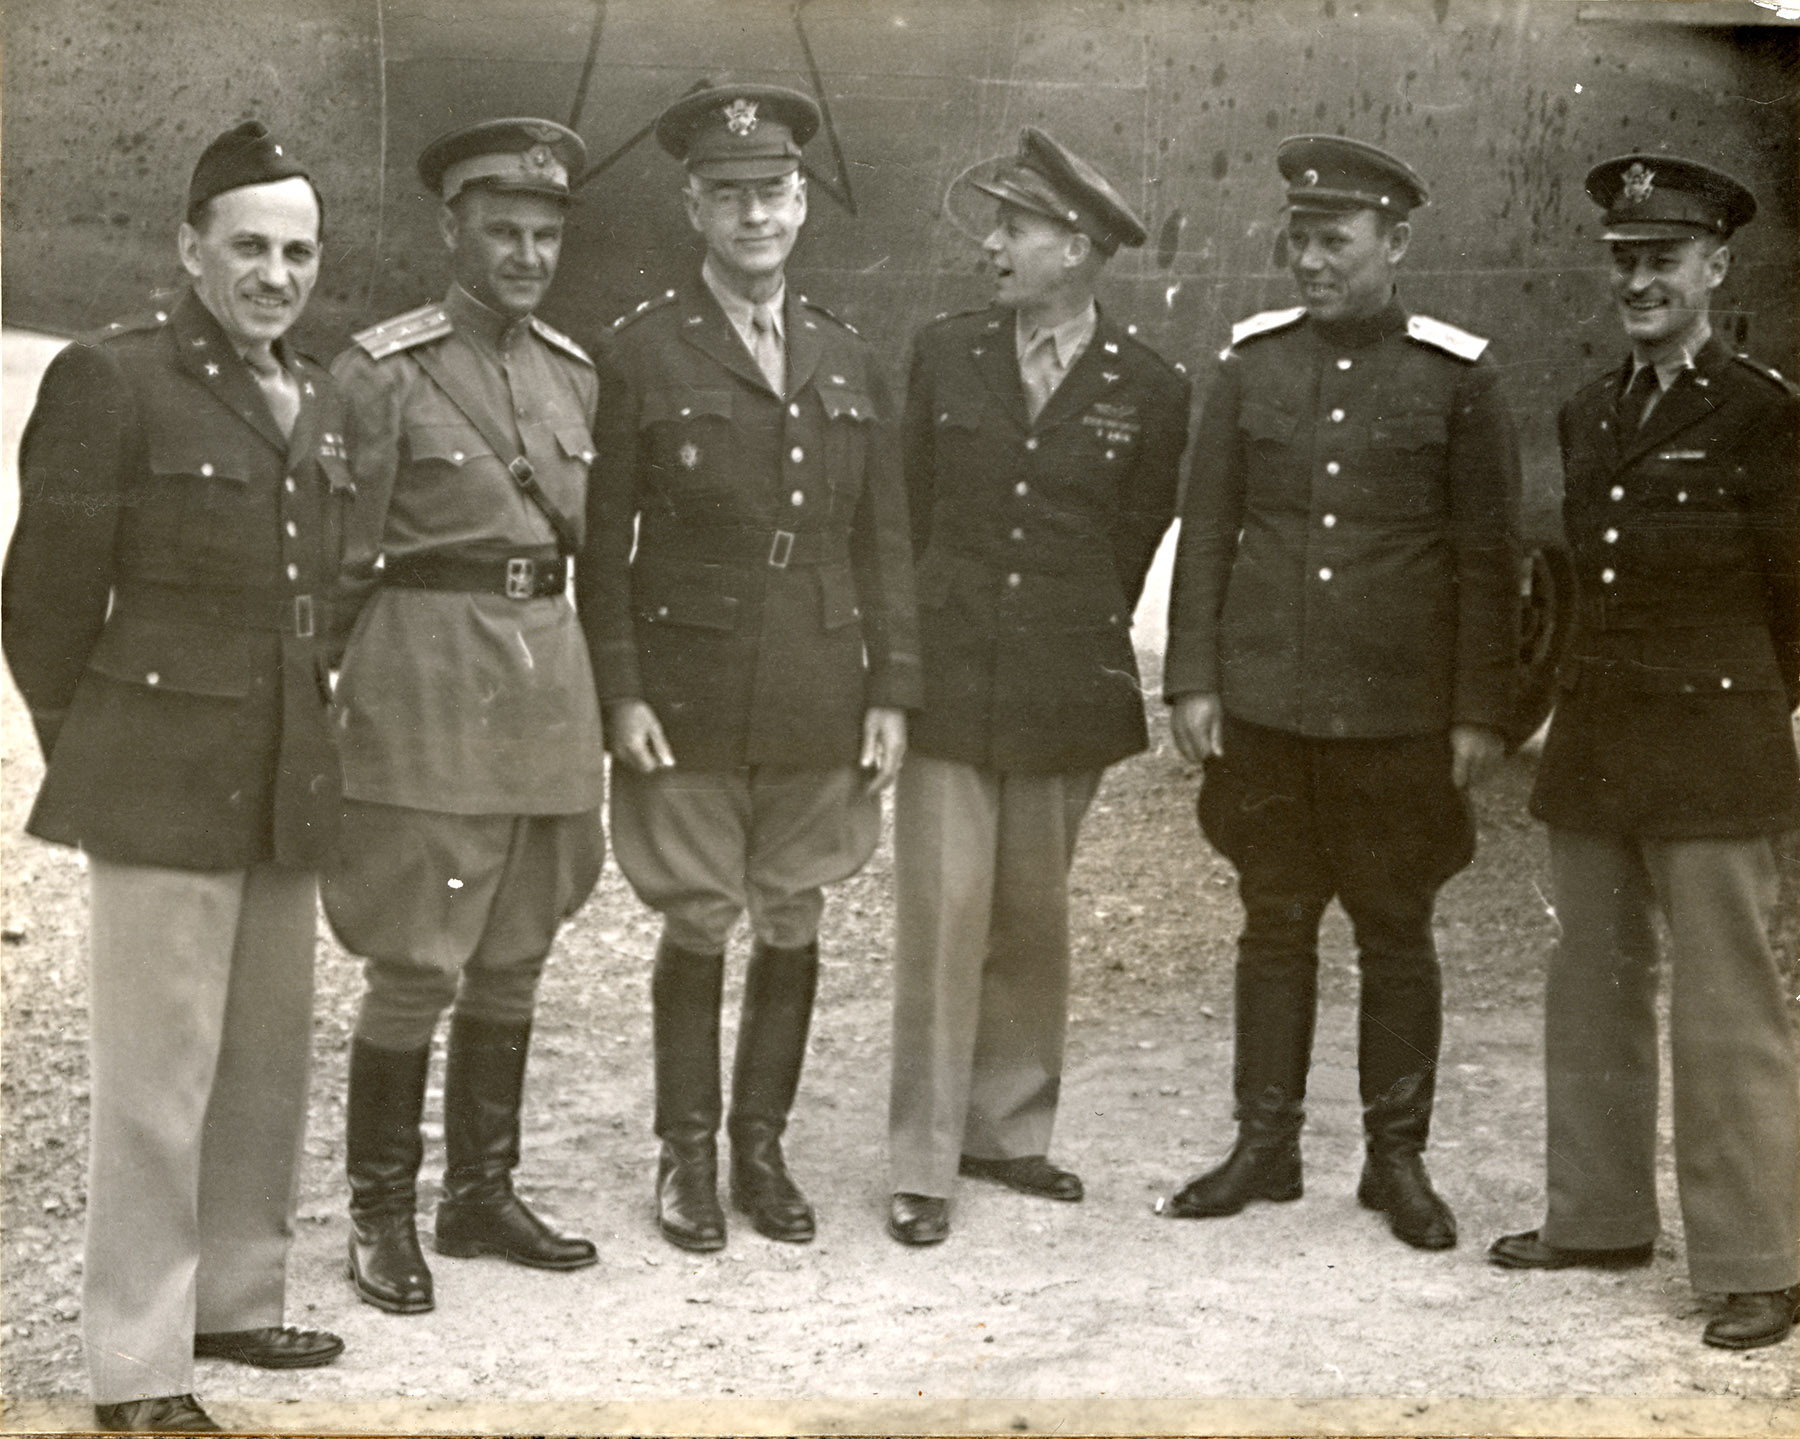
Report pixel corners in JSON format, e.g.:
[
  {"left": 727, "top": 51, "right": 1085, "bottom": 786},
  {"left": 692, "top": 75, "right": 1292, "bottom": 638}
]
[
  {"left": 1541, "top": 828, "right": 1800, "bottom": 1294},
  {"left": 84, "top": 859, "right": 316, "bottom": 1402},
  {"left": 888, "top": 755, "right": 1100, "bottom": 1198}
]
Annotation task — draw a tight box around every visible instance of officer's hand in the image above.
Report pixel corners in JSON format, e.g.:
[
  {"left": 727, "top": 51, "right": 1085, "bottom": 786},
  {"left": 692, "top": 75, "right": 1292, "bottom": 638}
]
[
  {"left": 607, "top": 699, "right": 676, "bottom": 773},
  {"left": 860, "top": 706, "right": 908, "bottom": 795},
  {"left": 1170, "top": 692, "right": 1225, "bottom": 765},
  {"left": 1450, "top": 723, "right": 1504, "bottom": 790}
]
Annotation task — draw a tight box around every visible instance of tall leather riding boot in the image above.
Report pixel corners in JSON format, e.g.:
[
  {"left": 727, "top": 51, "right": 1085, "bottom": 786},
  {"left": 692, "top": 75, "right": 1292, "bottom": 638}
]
[
  {"left": 727, "top": 939, "right": 820, "bottom": 1242},
  {"left": 434, "top": 1013, "right": 597, "bottom": 1270},
  {"left": 1356, "top": 1070, "right": 1457, "bottom": 1250},
  {"left": 345, "top": 1038, "right": 435, "bottom": 1314},
  {"left": 653, "top": 939, "right": 727, "bottom": 1252},
  {"left": 1168, "top": 947, "right": 1315, "bottom": 1218}
]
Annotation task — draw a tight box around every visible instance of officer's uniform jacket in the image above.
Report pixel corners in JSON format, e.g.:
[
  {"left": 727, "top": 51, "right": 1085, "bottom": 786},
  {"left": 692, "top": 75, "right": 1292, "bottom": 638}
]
[
  {"left": 578, "top": 276, "right": 921, "bottom": 771},
  {"left": 903, "top": 305, "right": 1190, "bottom": 772},
  {"left": 330, "top": 284, "right": 605, "bottom": 815},
  {"left": 1530, "top": 337, "right": 1800, "bottom": 838},
  {"left": 1, "top": 290, "right": 351, "bottom": 870},
  {"left": 1165, "top": 300, "right": 1521, "bottom": 738}
]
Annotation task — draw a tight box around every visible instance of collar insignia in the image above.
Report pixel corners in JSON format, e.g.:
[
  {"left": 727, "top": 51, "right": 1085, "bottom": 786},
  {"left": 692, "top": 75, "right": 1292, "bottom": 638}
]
[
  {"left": 724, "top": 98, "right": 759, "bottom": 135},
  {"left": 1621, "top": 162, "right": 1655, "bottom": 206}
]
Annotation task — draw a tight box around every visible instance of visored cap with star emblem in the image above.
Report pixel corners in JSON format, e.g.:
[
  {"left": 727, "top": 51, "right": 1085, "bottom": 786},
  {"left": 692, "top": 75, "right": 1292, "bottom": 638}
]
[
  {"left": 188, "top": 120, "right": 311, "bottom": 213},
  {"left": 417, "top": 117, "right": 588, "bottom": 204},
  {"left": 971, "top": 127, "right": 1148, "bottom": 255},
  {"left": 1276, "top": 135, "right": 1429, "bottom": 217},
  {"left": 1585, "top": 153, "right": 1756, "bottom": 241},
  {"left": 655, "top": 81, "right": 821, "bottom": 180}
]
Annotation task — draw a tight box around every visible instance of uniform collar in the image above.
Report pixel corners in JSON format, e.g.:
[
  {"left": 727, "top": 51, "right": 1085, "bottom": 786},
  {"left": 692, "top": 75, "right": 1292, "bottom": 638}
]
[
  {"left": 1628, "top": 317, "right": 1712, "bottom": 393},
  {"left": 1015, "top": 300, "right": 1098, "bottom": 369},
  {"left": 444, "top": 282, "right": 532, "bottom": 353},
  {"left": 1310, "top": 295, "right": 1407, "bottom": 351},
  {"left": 702, "top": 257, "right": 786, "bottom": 347}
]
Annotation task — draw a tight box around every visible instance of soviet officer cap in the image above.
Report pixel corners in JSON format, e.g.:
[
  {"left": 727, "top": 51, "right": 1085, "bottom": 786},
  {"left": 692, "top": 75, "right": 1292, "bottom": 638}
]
[
  {"left": 655, "top": 82, "right": 821, "bottom": 180},
  {"left": 417, "top": 117, "right": 587, "bottom": 204},
  {"left": 1277, "top": 135, "right": 1430, "bottom": 216},
  {"left": 188, "top": 120, "right": 311, "bottom": 213},
  {"left": 1585, "top": 153, "right": 1756, "bottom": 241},
  {"left": 971, "top": 127, "right": 1148, "bottom": 255}
]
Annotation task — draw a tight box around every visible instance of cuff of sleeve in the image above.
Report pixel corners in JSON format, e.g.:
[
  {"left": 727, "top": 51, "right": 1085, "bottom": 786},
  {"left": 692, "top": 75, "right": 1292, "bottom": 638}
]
[{"left": 867, "top": 657, "right": 924, "bottom": 713}]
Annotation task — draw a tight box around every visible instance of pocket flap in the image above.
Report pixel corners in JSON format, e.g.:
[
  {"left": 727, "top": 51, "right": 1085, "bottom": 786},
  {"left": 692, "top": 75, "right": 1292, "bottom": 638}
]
[
  {"left": 1636, "top": 624, "right": 1783, "bottom": 694},
  {"left": 406, "top": 423, "right": 491, "bottom": 467},
  {"left": 634, "top": 561, "right": 742, "bottom": 631},
  {"left": 642, "top": 388, "right": 734, "bottom": 426},
  {"left": 556, "top": 425, "right": 597, "bottom": 465},
  {"left": 1239, "top": 400, "right": 1298, "bottom": 445},
  {"left": 819, "top": 384, "right": 876, "bottom": 423},
  {"left": 934, "top": 395, "right": 984, "bottom": 431},
  {"left": 86, "top": 611, "right": 251, "bottom": 697},
  {"left": 146, "top": 429, "right": 256, "bottom": 483},
  {"left": 1370, "top": 413, "right": 1448, "bottom": 449},
  {"left": 817, "top": 563, "right": 863, "bottom": 630}
]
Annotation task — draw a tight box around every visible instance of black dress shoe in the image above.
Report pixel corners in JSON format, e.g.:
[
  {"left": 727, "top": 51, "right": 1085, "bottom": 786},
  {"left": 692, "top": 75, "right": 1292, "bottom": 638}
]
[
  {"left": 887, "top": 1192, "right": 949, "bottom": 1246},
  {"left": 194, "top": 1324, "right": 344, "bottom": 1369},
  {"left": 1487, "top": 1229, "right": 1654, "bottom": 1271},
  {"left": 1703, "top": 1286, "right": 1800, "bottom": 1350},
  {"left": 958, "top": 1154, "right": 1084, "bottom": 1202},
  {"left": 94, "top": 1394, "right": 220, "bottom": 1433}
]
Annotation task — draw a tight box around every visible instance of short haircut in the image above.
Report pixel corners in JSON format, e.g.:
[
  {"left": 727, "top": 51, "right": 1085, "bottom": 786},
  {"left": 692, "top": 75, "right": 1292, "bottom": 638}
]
[{"left": 186, "top": 178, "right": 327, "bottom": 240}]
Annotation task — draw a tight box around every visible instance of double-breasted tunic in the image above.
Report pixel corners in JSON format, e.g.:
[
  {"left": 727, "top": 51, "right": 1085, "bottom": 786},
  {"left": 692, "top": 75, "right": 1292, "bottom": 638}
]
[
  {"left": 902, "top": 306, "right": 1190, "bottom": 772},
  {"left": 2, "top": 290, "right": 352, "bottom": 871},
  {"left": 578, "top": 278, "right": 921, "bottom": 769},
  {"left": 1530, "top": 337, "right": 1800, "bottom": 837}
]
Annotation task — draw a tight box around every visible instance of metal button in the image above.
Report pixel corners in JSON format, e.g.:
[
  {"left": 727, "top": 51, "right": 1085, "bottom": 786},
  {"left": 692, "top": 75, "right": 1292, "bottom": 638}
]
[
  {"left": 791, "top": 490, "right": 804, "bottom": 506},
  {"left": 790, "top": 447, "right": 805, "bottom": 463},
  {"left": 285, "top": 477, "right": 297, "bottom": 493},
  {"left": 1721, "top": 677, "right": 1733, "bottom": 689},
  {"left": 1603, "top": 528, "right": 1619, "bottom": 543},
  {"left": 1329, "top": 408, "right": 1345, "bottom": 423},
  {"left": 1325, "top": 461, "right": 1341, "bottom": 476},
  {"left": 789, "top": 403, "right": 801, "bottom": 418},
  {"left": 1007, "top": 573, "right": 1021, "bottom": 588},
  {"left": 451, "top": 451, "right": 465, "bottom": 464},
  {"left": 1336, "top": 358, "right": 1352, "bottom": 370},
  {"left": 1011, "top": 527, "right": 1025, "bottom": 541},
  {"left": 1025, "top": 437, "right": 1039, "bottom": 451},
  {"left": 1322, "top": 513, "right": 1337, "bottom": 528},
  {"left": 1014, "top": 481, "right": 1029, "bottom": 497},
  {"left": 1677, "top": 491, "right": 1688, "bottom": 503},
  {"left": 286, "top": 521, "right": 298, "bottom": 537},
  {"left": 286, "top": 563, "right": 299, "bottom": 581},
  {"left": 1318, "top": 567, "right": 1332, "bottom": 581},
  {"left": 657, "top": 605, "right": 669, "bottom": 618},
  {"left": 145, "top": 671, "right": 160, "bottom": 686},
  {"left": 1610, "top": 485, "right": 1625, "bottom": 501},
  {"left": 1105, "top": 449, "right": 1116, "bottom": 460},
  {"left": 1601, "top": 567, "right": 1616, "bottom": 584},
  {"left": 200, "top": 463, "right": 214, "bottom": 477}
]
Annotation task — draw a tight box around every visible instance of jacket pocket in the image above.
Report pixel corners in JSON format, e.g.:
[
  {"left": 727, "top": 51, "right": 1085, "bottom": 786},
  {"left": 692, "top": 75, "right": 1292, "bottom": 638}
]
[
  {"left": 1634, "top": 624, "right": 1784, "bottom": 694},
  {"left": 818, "top": 382, "right": 877, "bottom": 424},
  {"left": 641, "top": 388, "right": 734, "bottom": 426},
  {"left": 1239, "top": 400, "right": 1299, "bottom": 445},
  {"left": 1369, "top": 413, "right": 1449, "bottom": 450},
  {"left": 86, "top": 611, "right": 252, "bottom": 698},
  {"left": 556, "top": 425, "right": 597, "bottom": 467},
  {"left": 406, "top": 422, "right": 493, "bottom": 468},
  {"left": 633, "top": 560, "right": 742, "bottom": 632},
  {"left": 817, "top": 562, "right": 863, "bottom": 631}
]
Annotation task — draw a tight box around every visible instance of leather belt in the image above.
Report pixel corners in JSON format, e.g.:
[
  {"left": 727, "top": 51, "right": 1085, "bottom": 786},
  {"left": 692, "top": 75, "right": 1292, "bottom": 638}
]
[
  {"left": 642, "top": 525, "right": 852, "bottom": 570},
  {"left": 114, "top": 581, "right": 316, "bottom": 637},
  {"left": 1578, "top": 593, "right": 1761, "bottom": 632},
  {"left": 384, "top": 551, "right": 568, "bottom": 599}
]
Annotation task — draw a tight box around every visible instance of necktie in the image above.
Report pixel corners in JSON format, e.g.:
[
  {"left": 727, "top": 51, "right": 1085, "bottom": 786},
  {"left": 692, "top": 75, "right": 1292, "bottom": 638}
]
[
  {"left": 750, "top": 304, "right": 785, "bottom": 397},
  {"left": 1020, "top": 330, "right": 1060, "bottom": 422},
  {"left": 244, "top": 350, "right": 301, "bottom": 439},
  {"left": 1619, "top": 364, "right": 1659, "bottom": 431}
]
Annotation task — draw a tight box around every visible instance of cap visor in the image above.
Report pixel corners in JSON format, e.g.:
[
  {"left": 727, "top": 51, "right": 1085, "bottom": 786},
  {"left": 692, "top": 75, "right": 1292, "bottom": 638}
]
[
  {"left": 687, "top": 157, "right": 801, "bottom": 181},
  {"left": 970, "top": 177, "right": 1064, "bottom": 223},
  {"left": 1600, "top": 221, "right": 1717, "bottom": 242}
]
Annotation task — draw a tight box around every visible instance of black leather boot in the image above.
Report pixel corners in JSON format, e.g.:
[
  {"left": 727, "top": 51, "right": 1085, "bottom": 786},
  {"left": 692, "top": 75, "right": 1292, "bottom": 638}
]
[
  {"left": 345, "top": 1038, "right": 435, "bottom": 1314},
  {"left": 1168, "top": 1084, "right": 1305, "bottom": 1217},
  {"left": 434, "top": 1013, "right": 597, "bottom": 1270},
  {"left": 653, "top": 940, "right": 727, "bottom": 1252},
  {"left": 728, "top": 939, "right": 820, "bottom": 1242},
  {"left": 1357, "top": 1070, "right": 1457, "bottom": 1250}
]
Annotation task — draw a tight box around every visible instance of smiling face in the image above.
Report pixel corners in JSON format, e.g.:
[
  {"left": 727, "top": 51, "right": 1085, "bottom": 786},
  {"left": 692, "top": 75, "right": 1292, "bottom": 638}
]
[
  {"left": 684, "top": 172, "right": 807, "bottom": 299},
  {"left": 179, "top": 176, "right": 321, "bottom": 354},
  {"left": 982, "top": 201, "right": 1092, "bottom": 321},
  {"left": 1609, "top": 236, "right": 1727, "bottom": 355},
  {"left": 1285, "top": 207, "right": 1408, "bottom": 324},
  {"left": 441, "top": 187, "right": 566, "bottom": 321}
]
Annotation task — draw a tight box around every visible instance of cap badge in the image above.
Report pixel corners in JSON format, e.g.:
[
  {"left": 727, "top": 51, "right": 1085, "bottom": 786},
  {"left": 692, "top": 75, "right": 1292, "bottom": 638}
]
[
  {"left": 527, "top": 144, "right": 553, "bottom": 171},
  {"left": 724, "top": 98, "right": 759, "bottom": 136},
  {"left": 1621, "top": 162, "right": 1655, "bottom": 206},
  {"left": 1302, "top": 168, "right": 1319, "bottom": 187},
  {"left": 523, "top": 123, "right": 564, "bottom": 144}
]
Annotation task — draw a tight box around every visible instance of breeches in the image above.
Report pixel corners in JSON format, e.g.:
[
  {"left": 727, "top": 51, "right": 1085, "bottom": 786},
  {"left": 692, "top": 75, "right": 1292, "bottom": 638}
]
[
  {"left": 83, "top": 859, "right": 317, "bottom": 1402},
  {"left": 322, "top": 800, "right": 603, "bottom": 1050},
  {"left": 888, "top": 755, "right": 1101, "bottom": 1197},
  {"left": 610, "top": 764, "right": 879, "bottom": 953},
  {"left": 1541, "top": 827, "right": 1799, "bottom": 1294}
]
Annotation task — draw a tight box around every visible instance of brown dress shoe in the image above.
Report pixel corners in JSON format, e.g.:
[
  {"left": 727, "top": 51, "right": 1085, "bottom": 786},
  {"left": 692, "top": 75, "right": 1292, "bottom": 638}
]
[
  {"left": 1703, "top": 1286, "right": 1800, "bottom": 1350},
  {"left": 958, "top": 1154, "right": 1083, "bottom": 1202},
  {"left": 194, "top": 1324, "right": 344, "bottom": 1369},
  {"left": 887, "top": 1192, "right": 949, "bottom": 1246},
  {"left": 94, "top": 1394, "right": 220, "bottom": 1433},
  {"left": 1487, "top": 1228, "right": 1654, "bottom": 1270}
]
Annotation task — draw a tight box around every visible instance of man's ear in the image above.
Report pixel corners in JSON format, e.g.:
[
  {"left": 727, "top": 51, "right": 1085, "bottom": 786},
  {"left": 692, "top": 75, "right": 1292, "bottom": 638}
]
[
  {"left": 1384, "top": 219, "right": 1412, "bottom": 266},
  {"left": 437, "top": 202, "right": 460, "bottom": 253},
  {"left": 1064, "top": 229, "right": 1094, "bottom": 271},
  {"left": 177, "top": 222, "right": 203, "bottom": 280},
  {"left": 1704, "top": 241, "right": 1731, "bottom": 291},
  {"left": 682, "top": 181, "right": 705, "bottom": 237}
]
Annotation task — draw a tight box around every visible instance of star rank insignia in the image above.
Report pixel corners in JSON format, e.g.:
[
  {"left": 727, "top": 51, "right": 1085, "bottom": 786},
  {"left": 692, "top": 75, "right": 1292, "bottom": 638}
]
[
  {"left": 679, "top": 441, "right": 700, "bottom": 469},
  {"left": 724, "top": 98, "right": 759, "bottom": 135},
  {"left": 204, "top": 362, "right": 221, "bottom": 377},
  {"left": 1621, "top": 162, "right": 1655, "bottom": 205}
]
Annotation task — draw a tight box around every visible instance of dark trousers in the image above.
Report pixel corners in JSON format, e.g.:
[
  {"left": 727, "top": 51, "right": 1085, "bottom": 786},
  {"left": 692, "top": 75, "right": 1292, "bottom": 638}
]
[{"left": 1198, "top": 716, "right": 1475, "bottom": 1107}]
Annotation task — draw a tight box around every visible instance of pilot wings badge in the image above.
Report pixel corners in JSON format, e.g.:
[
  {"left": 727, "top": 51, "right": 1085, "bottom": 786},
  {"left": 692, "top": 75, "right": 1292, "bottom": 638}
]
[
  {"left": 1621, "top": 162, "right": 1655, "bottom": 206},
  {"left": 679, "top": 441, "right": 700, "bottom": 469},
  {"left": 724, "top": 98, "right": 759, "bottom": 135}
]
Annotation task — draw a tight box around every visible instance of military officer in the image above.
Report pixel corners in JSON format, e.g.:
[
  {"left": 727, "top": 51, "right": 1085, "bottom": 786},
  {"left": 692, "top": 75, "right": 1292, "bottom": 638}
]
[
  {"left": 1489, "top": 156, "right": 1800, "bottom": 1350},
  {"left": 883, "top": 129, "right": 1190, "bottom": 1246},
  {"left": 2, "top": 122, "right": 348, "bottom": 1432},
  {"left": 578, "top": 81, "right": 919, "bottom": 1253},
  {"left": 1162, "top": 137, "right": 1521, "bottom": 1251},
  {"left": 324, "top": 118, "right": 602, "bottom": 1316}
]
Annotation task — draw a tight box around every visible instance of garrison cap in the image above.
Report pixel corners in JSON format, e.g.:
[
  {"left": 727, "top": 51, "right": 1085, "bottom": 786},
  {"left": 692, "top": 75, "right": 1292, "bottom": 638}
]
[
  {"left": 188, "top": 121, "right": 310, "bottom": 213},
  {"left": 418, "top": 118, "right": 587, "bottom": 204},
  {"left": 1585, "top": 153, "right": 1756, "bottom": 241},
  {"left": 656, "top": 82, "right": 820, "bottom": 180},
  {"left": 971, "top": 127, "right": 1147, "bottom": 255},
  {"left": 1277, "top": 135, "right": 1430, "bottom": 216}
]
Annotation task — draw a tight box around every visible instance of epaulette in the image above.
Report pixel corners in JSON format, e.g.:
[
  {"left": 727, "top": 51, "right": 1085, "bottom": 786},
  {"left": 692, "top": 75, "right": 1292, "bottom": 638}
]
[
  {"left": 1405, "top": 313, "right": 1489, "bottom": 362},
  {"left": 528, "top": 315, "right": 593, "bottom": 366},
  {"left": 797, "top": 294, "right": 860, "bottom": 337},
  {"left": 351, "top": 303, "right": 452, "bottom": 360},
  {"left": 610, "top": 289, "right": 680, "bottom": 332},
  {"left": 1731, "top": 352, "right": 1800, "bottom": 398},
  {"left": 1230, "top": 307, "right": 1307, "bottom": 348},
  {"left": 86, "top": 309, "right": 173, "bottom": 345}
]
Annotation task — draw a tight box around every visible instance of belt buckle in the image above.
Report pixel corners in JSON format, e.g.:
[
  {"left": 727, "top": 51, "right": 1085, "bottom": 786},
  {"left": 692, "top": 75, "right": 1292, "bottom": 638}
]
[
  {"left": 505, "top": 558, "right": 535, "bottom": 599},
  {"left": 292, "top": 594, "right": 315, "bottom": 639},
  {"left": 508, "top": 455, "right": 535, "bottom": 484},
  {"left": 768, "top": 530, "right": 795, "bottom": 569}
]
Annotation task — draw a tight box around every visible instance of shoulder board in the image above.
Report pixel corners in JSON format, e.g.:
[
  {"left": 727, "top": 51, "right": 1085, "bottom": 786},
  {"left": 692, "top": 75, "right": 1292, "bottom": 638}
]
[
  {"left": 1731, "top": 352, "right": 1800, "bottom": 398},
  {"left": 351, "top": 303, "right": 452, "bottom": 360},
  {"left": 797, "top": 295, "right": 860, "bottom": 337},
  {"left": 1405, "top": 313, "right": 1489, "bottom": 362},
  {"left": 528, "top": 316, "right": 593, "bottom": 366},
  {"left": 611, "top": 289, "right": 680, "bottom": 332},
  {"left": 1230, "top": 307, "right": 1307, "bottom": 348},
  {"left": 85, "top": 309, "right": 172, "bottom": 345},
  {"left": 923, "top": 304, "right": 989, "bottom": 333}
]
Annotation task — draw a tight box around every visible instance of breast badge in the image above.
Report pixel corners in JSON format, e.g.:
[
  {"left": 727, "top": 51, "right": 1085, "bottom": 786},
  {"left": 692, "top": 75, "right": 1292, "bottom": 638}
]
[{"left": 679, "top": 441, "right": 701, "bottom": 469}]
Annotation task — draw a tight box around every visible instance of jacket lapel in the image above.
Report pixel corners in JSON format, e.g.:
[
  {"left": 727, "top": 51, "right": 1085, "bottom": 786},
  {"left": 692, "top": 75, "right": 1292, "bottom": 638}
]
[
  {"left": 1617, "top": 338, "right": 1731, "bottom": 467},
  {"left": 678, "top": 277, "right": 779, "bottom": 397},
  {"left": 969, "top": 310, "right": 1027, "bottom": 432},
  {"left": 1034, "top": 308, "right": 1128, "bottom": 433},
  {"left": 170, "top": 292, "right": 288, "bottom": 454},
  {"left": 783, "top": 292, "right": 823, "bottom": 399}
]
